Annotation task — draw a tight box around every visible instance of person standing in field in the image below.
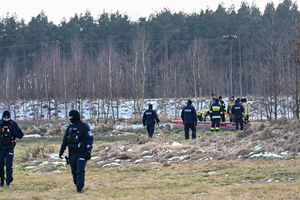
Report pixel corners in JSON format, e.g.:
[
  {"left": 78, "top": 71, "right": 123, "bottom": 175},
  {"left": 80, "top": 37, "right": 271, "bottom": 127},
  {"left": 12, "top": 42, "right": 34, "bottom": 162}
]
[
  {"left": 0, "top": 110, "right": 23, "bottom": 187},
  {"left": 181, "top": 100, "right": 197, "bottom": 140},
  {"left": 59, "top": 110, "right": 94, "bottom": 193},
  {"left": 142, "top": 104, "right": 160, "bottom": 138}
]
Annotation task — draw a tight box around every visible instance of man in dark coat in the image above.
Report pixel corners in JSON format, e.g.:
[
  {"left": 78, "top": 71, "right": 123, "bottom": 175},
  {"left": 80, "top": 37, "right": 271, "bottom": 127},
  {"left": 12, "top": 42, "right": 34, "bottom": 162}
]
[
  {"left": 142, "top": 104, "right": 160, "bottom": 138},
  {"left": 0, "top": 110, "right": 23, "bottom": 187},
  {"left": 59, "top": 110, "right": 94, "bottom": 193},
  {"left": 218, "top": 96, "right": 226, "bottom": 122},
  {"left": 231, "top": 99, "right": 245, "bottom": 130},
  {"left": 181, "top": 100, "right": 197, "bottom": 140}
]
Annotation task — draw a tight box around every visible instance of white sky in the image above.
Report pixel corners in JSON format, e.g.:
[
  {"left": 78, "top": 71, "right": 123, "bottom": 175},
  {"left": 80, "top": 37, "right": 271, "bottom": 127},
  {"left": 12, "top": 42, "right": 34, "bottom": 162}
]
[{"left": 0, "top": 0, "right": 297, "bottom": 24}]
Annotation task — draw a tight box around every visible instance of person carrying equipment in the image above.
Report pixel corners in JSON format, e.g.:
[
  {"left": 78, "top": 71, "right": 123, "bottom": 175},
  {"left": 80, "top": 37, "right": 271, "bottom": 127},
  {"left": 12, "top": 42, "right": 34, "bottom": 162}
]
[
  {"left": 0, "top": 111, "right": 23, "bottom": 187},
  {"left": 210, "top": 99, "right": 224, "bottom": 131},
  {"left": 59, "top": 110, "right": 94, "bottom": 193}
]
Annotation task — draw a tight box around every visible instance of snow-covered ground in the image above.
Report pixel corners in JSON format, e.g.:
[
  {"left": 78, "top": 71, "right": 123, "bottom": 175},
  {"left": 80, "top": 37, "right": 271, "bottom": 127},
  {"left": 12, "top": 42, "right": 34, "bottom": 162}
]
[{"left": 0, "top": 97, "right": 295, "bottom": 121}]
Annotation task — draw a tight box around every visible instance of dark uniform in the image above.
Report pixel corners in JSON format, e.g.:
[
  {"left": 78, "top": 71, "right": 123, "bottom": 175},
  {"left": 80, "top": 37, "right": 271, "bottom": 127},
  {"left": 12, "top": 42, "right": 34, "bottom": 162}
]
[
  {"left": 142, "top": 104, "right": 160, "bottom": 138},
  {"left": 181, "top": 100, "right": 197, "bottom": 140},
  {"left": 59, "top": 110, "right": 93, "bottom": 193},
  {"left": 219, "top": 96, "right": 226, "bottom": 122},
  {"left": 210, "top": 100, "right": 224, "bottom": 131},
  {"left": 0, "top": 111, "right": 23, "bottom": 187},
  {"left": 231, "top": 100, "right": 245, "bottom": 130}
]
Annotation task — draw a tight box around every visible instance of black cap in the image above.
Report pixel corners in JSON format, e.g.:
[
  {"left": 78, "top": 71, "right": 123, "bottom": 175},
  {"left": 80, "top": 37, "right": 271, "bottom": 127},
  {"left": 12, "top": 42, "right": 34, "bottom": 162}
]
[
  {"left": 218, "top": 96, "right": 222, "bottom": 100},
  {"left": 187, "top": 100, "right": 192, "bottom": 105},
  {"left": 69, "top": 110, "right": 80, "bottom": 123},
  {"left": 2, "top": 110, "right": 10, "bottom": 119},
  {"left": 148, "top": 104, "right": 153, "bottom": 110}
]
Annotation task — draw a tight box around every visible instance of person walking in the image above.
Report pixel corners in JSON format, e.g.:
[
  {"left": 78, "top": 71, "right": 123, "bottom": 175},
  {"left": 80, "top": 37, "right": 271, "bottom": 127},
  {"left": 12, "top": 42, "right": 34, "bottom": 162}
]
[
  {"left": 181, "top": 100, "right": 197, "bottom": 140},
  {"left": 142, "top": 104, "right": 160, "bottom": 138}
]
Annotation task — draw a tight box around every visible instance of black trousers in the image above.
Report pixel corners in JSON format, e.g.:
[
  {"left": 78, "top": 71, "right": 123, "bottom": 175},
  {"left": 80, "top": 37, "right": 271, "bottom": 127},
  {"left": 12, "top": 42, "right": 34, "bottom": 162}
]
[
  {"left": 0, "top": 147, "right": 14, "bottom": 185},
  {"left": 184, "top": 124, "right": 196, "bottom": 140},
  {"left": 146, "top": 125, "right": 155, "bottom": 138},
  {"left": 235, "top": 117, "right": 244, "bottom": 130},
  {"left": 221, "top": 114, "right": 225, "bottom": 122},
  {"left": 69, "top": 153, "right": 87, "bottom": 190},
  {"left": 211, "top": 118, "right": 220, "bottom": 131}
]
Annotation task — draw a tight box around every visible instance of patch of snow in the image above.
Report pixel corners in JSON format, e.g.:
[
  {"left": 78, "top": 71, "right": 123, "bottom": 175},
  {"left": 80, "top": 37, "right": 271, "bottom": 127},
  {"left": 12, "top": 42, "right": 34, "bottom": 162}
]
[
  {"left": 253, "top": 145, "right": 262, "bottom": 151},
  {"left": 280, "top": 151, "right": 289, "bottom": 155},
  {"left": 38, "top": 161, "right": 49, "bottom": 166},
  {"left": 25, "top": 166, "right": 36, "bottom": 169},
  {"left": 134, "top": 159, "right": 144, "bottom": 163},
  {"left": 24, "top": 134, "right": 41, "bottom": 138},
  {"left": 127, "top": 148, "right": 134, "bottom": 152},
  {"left": 168, "top": 155, "right": 189, "bottom": 161},
  {"left": 102, "top": 162, "right": 120, "bottom": 168},
  {"left": 53, "top": 170, "right": 63, "bottom": 173},
  {"left": 91, "top": 156, "right": 98, "bottom": 160},
  {"left": 250, "top": 152, "right": 282, "bottom": 158},
  {"left": 143, "top": 155, "right": 155, "bottom": 159},
  {"left": 171, "top": 142, "right": 181, "bottom": 147},
  {"left": 266, "top": 179, "right": 273, "bottom": 182},
  {"left": 47, "top": 153, "right": 59, "bottom": 159},
  {"left": 150, "top": 162, "right": 160, "bottom": 165},
  {"left": 198, "top": 157, "right": 213, "bottom": 161}
]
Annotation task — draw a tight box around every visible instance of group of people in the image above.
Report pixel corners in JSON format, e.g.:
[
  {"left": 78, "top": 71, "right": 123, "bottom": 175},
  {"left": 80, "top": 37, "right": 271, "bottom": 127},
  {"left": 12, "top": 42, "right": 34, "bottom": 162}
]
[
  {"left": 0, "top": 109, "right": 93, "bottom": 193},
  {"left": 143, "top": 95, "right": 251, "bottom": 140}
]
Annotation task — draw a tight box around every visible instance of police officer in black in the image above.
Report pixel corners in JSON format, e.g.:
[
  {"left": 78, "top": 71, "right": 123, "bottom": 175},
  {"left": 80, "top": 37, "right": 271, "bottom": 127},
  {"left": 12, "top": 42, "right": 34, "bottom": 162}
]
[
  {"left": 231, "top": 99, "right": 245, "bottom": 130},
  {"left": 181, "top": 100, "right": 197, "bottom": 140},
  {"left": 0, "top": 110, "right": 23, "bottom": 187},
  {"left": 218, "top": 96, "right": 226, "bottom": 122},
  {"left": 142, "top": 104, "right": 160, "bottom": 138},
  {"left": 59, "top": 110, "right": 93, "bottom": 193}
]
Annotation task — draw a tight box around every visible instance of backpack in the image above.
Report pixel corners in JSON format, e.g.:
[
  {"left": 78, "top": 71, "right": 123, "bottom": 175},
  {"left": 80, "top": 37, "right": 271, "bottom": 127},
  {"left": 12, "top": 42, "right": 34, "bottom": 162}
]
[
  {"left": 0, "top": 122, "right": 14, "bottom": 145},
  {"left": 67, "top": 125, "right": 82, "bottom": 152}
]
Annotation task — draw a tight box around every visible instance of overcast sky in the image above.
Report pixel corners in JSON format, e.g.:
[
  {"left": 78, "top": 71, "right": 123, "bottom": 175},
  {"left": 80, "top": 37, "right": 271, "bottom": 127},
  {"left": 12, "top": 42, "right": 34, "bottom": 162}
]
[{"left": 0, "top": 0, "right": 297, "bottom": 24}]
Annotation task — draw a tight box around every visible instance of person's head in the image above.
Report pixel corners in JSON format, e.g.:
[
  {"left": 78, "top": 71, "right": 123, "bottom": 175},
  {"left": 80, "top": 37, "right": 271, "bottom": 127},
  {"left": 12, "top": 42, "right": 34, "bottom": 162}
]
[
  {"left": 218, "top": 96, "right": 222, "bottom": 100},
  {"left": 187, "top": 100, "right": 192, "bottom": 105},
  {"left": 241, "top": 98, "right": 245, "bottom": 103},
  {"left": 2, "top": 111, "right": 11, "bottom": 122},
  {"left": 244, "top": 98, "right": 247, "bottom": 103},
  {"left": 212, "top": 94, "right": 216, "bottom": 100},
  {"left": 148, "top": 104, "right": 153, "bottom": 110},
  {"left": 230, "top": 96, "right": 235, "bottom": 101},
  {"left": 235, "top": 99, "right": 240, "bottom": 104},
  {"left": 69, "top": 110, "right": 80, "bottom": 123}
]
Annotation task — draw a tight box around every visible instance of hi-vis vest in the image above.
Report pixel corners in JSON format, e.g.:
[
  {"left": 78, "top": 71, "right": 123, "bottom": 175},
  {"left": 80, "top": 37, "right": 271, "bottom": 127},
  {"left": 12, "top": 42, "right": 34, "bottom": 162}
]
[
  {"left": 67, "top": 125, "right": 82, "bottom": 152},
  {"left": 0, "top": 123, "right": 13, "bottom": 145}
]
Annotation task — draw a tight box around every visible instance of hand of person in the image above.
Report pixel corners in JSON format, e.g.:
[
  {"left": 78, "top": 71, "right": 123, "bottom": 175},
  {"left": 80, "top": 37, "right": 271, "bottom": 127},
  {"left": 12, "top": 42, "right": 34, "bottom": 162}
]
[{"left": 85, "top": 152, "right": 91, "bottom": 160}]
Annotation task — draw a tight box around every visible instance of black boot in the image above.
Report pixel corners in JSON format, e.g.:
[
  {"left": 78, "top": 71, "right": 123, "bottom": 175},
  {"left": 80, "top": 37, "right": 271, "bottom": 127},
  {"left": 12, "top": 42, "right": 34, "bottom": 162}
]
[
  {"left": 77, "top": 187, "right": 82, "bottom": 193},
  {"left": 0, "top": 178, "right": 4, "bottom": 187}
]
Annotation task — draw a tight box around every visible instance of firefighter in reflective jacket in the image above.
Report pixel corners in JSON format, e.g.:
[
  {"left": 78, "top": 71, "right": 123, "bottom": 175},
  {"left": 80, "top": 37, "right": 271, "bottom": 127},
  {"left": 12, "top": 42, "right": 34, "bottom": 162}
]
[
  {"left": 227, "top": 96, "right": 235, "bottom": 122},
  {"left": 0, "top": 111, "right": 23, "bottom": 187},
  {"left": 59, "top": 110, "right": 93, "bottom": 193},
  {"left": 210, "top": 99, "right": 224, "bottom": 131}
]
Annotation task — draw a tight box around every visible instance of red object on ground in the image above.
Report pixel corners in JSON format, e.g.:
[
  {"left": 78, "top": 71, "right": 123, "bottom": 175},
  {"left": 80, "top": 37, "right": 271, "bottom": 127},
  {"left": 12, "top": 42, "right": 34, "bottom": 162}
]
[{"left": 171, "top": 120, "right": 236, "bottom": 127}]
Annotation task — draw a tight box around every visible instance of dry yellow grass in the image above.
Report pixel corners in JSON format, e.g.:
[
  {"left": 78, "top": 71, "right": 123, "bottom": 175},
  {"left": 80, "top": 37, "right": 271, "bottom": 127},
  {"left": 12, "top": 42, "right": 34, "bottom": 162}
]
[{"left": 0, "top": 160, "right": 299, "bottom": 200}]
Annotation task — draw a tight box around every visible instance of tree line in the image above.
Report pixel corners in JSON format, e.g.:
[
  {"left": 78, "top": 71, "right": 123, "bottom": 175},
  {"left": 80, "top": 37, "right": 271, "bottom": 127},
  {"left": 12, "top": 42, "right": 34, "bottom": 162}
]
[{"left": 0, "top": 0, "right": 299, "bottom": 119}]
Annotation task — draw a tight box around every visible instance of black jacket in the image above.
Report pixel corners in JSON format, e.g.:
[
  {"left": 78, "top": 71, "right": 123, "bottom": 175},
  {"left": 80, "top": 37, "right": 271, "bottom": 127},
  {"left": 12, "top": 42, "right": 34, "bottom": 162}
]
[
  {"left": 142, "top": 109, "right": 160, "bottom": 126},
  {"left": 59, "top": 120, "right": 93, "bottom": 156},
  {"left": 181, "top": 104, "right": 197, "bottom": 125},
  {"left": 0, "top": 120, "right": 23, "bottom": 149},
  {"left": 210, "top": 102, "right": 224, "bottom": 118},
  {"left": 231, "top": 103, "right": 244, "bottom": 118}
]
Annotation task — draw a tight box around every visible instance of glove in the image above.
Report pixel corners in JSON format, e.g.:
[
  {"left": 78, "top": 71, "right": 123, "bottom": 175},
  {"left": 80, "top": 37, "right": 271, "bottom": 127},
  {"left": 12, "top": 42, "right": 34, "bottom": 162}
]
[
  {"left": 143, "top": 123, "right": 146, "bottom": 127},
  {"left": 59, "top": 152, "right": 63, "bottom": 159},
  {"left": 85, "top": 152, "right": 91, "bottom": 160}
]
